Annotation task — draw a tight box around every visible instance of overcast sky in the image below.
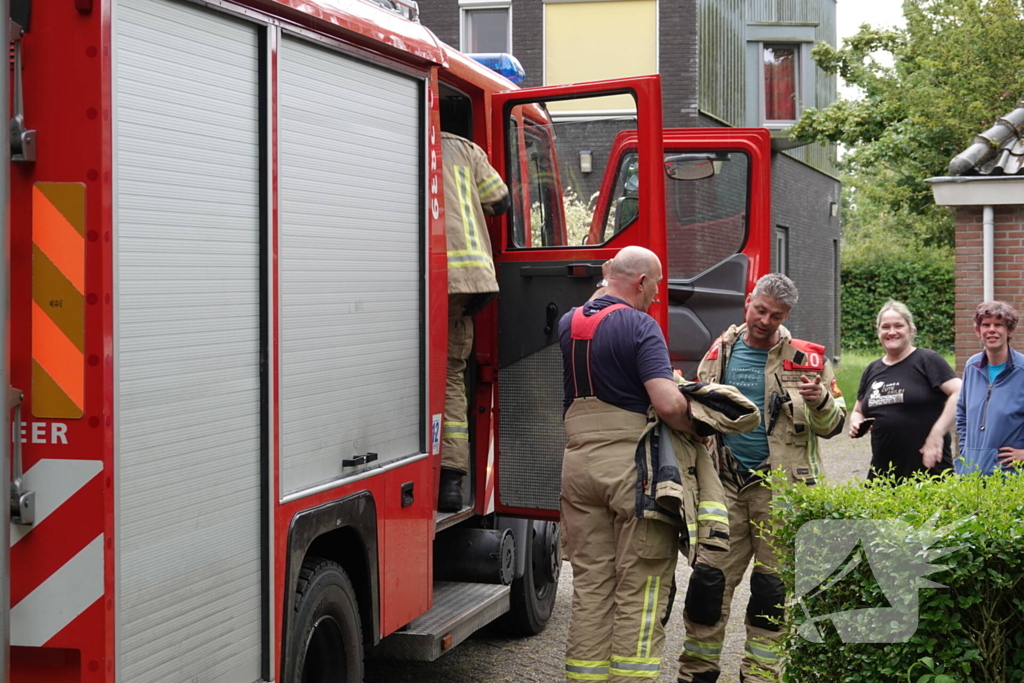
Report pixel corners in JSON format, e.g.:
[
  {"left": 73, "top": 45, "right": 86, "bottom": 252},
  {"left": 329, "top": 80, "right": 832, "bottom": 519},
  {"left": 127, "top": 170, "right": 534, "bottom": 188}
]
[{"left": 835, "top": 0, "right": 907, "bottom": 99}]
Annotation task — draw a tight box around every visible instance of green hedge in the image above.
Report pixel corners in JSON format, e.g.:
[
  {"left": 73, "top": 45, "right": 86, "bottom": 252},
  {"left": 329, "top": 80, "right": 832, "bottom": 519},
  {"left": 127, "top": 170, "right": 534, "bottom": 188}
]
[
  {"left": 841, "top": 239, "right": 955, "bottom": 352},
  {"left": 771, "top": 473, "right": 1024, "bottom": 683}
]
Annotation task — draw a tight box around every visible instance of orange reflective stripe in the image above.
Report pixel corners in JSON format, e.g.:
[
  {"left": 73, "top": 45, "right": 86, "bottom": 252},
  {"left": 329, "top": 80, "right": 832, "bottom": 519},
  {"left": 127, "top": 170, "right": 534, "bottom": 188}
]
[
  {"left": 32, "top": 185, "right": 85, "bottom": 294},
  {"left": 32, "top": 300, "right": 84, "bottom": 411}
]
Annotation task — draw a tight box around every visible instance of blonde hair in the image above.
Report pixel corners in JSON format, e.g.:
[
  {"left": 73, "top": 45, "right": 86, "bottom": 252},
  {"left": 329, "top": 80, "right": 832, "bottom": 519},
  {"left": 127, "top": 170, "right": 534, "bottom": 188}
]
[{"left": 876, "top": 300, "right": 917, "bottom": 342}]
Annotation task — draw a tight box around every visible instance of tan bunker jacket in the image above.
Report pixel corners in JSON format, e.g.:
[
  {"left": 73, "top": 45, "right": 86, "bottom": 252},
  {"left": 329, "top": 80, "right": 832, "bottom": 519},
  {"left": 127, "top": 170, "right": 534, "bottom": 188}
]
[
  {"left": 697, "top": 324, "right": 846, "bottom": 487},
  {"left": 634, "top": 378, "right": 760, "bottom": 563}
]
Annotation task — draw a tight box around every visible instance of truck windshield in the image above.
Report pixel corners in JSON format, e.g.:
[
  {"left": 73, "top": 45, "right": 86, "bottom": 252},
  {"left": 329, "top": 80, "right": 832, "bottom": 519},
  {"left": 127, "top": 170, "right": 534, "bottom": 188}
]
[{"left": 600, "top": 150, "right": 750, "bottom": 279}]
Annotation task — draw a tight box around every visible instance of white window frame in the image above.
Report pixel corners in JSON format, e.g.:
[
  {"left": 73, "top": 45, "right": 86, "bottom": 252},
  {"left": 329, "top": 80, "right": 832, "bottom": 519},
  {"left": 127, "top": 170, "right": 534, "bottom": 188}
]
[
  {"left": 460, "top": 0, "right": 512, "bottom": 54},
  {"left": 743, "top": 24, "right": 816, "bottom": 130},
  {"left": 775, "top": 225, "right": 790, "bottom": 275},
  {"left": 759, "top": 42, "right": 801, "bottom": 128}
]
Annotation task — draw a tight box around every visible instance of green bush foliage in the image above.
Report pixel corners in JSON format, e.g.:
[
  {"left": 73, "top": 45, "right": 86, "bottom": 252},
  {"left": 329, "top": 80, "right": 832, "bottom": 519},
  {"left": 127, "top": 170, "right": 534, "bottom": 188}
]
[
  {"left": 841, "top": 237, "right": 955, "bottom": 352},
  {"left": 771, "top": 472, "right": 1024, "bottom": 683}
]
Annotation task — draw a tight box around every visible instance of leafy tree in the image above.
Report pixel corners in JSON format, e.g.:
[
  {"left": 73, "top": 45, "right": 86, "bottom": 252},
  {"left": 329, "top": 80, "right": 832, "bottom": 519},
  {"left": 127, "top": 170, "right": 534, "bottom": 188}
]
[{"left": 792, "top": 0, "right": 1024, "bottom": 248}]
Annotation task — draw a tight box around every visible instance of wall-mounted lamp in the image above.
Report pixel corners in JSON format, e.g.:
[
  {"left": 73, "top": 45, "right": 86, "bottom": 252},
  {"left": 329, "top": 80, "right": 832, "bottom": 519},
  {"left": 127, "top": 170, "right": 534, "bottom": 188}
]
[
  {"left": 580, "top": 150, "right": 593, "bottom": 174},
  {"left": 829, "top": 201, "right": 839, "bottom": 217}
]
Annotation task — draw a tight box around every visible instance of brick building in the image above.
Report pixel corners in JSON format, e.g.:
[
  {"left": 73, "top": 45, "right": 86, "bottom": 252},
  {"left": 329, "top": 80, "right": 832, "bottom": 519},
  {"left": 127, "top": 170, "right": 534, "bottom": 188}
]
[
  {"left": 417, "top": 0, "right": 843, "bottom": 355},
  {"left": 927, "top": 101, "right": 1024, "bottom": 371}
]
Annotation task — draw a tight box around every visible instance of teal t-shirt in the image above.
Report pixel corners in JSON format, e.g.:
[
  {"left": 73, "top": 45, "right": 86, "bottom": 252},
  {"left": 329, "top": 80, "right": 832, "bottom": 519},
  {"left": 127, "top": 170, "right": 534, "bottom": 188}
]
[
  {"left": 721, "top": 336, "right": 771, "bottom": 473},
  {"left": 989, "top": 362, "right": 1006, "bottom": 384}
]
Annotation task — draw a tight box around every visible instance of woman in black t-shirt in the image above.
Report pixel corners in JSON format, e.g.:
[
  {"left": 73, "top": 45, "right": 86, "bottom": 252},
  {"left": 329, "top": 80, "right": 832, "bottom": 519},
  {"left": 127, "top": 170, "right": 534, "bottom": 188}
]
[{"left": 848, "top": 301, "right": 962, "bottom": 481}]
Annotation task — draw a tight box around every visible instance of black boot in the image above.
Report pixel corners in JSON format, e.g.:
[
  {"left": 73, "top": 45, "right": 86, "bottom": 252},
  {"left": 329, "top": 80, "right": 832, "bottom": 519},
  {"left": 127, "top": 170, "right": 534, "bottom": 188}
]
[{"left": 437, "top": 468, "right": 465, "bottom": 512}]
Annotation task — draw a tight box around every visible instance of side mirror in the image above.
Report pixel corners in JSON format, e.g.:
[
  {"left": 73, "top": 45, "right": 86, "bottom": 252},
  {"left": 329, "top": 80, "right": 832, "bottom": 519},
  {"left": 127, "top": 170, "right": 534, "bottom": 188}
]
[{"left": 664, "top": 154, "right": 721, "bottom": 181}]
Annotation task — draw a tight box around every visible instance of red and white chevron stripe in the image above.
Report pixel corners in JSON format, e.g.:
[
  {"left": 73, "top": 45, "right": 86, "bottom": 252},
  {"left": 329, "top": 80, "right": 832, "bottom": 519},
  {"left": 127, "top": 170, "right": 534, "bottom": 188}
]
[{"left": 10, "top": 458, "right": 104, "bottom": 648}]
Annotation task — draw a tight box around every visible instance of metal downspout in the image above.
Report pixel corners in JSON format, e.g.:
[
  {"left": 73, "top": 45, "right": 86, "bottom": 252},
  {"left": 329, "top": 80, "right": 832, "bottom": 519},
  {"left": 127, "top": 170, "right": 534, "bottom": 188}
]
[
  {"left": 984, "top": 205, "right": 994, "bottom": 301},
  {"left": 1, "top": 2, "right": 11, "bottom": 679}
]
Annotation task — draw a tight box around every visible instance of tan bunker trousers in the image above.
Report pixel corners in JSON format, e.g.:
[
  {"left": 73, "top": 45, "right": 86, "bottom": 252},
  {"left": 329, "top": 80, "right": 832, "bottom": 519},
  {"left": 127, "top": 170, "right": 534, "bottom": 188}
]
[
  {"left": 442, "top": 294, "right": 473, "bottom": 473},
  {"left": 562, "top": 398, "right": 678, "bottom": 682},
  {"left": 678, "top": 478, "right": 783, "bottom": 683}
]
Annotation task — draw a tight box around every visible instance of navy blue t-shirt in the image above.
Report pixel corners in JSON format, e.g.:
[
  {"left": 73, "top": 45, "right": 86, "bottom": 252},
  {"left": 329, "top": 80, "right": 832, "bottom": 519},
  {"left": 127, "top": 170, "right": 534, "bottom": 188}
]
[{"left": 558, "top": 295, "right": 674, "bottom": 414}]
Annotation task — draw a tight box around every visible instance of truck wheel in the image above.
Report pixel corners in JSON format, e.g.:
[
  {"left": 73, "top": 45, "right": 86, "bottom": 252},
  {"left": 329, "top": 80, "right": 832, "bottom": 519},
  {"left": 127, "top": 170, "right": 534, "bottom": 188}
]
[
  {"left": 503, "top": 520, "right": 561, "bottom": 636},
  {"left": 289, "top": 558, "right": 364, "bottom": 683}
]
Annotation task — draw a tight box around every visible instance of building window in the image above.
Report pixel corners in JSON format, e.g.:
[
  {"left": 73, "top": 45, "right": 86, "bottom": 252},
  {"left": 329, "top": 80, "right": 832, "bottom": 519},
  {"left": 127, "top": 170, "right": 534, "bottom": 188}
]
[
  {"left": 775, "top": 226, "right": 789, "bottom": 275},
  {"left": 461, "top": 4, "right": 511, "bottom": 53},
  {"left": 762, "top": 43, "right": 799, "bottom": 124}
]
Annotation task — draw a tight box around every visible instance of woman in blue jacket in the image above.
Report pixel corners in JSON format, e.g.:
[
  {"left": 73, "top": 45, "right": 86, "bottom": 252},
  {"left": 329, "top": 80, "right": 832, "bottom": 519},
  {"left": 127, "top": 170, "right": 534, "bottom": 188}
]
[{"left": 956, "top": 301, "right": 1024, "bottom": 474}]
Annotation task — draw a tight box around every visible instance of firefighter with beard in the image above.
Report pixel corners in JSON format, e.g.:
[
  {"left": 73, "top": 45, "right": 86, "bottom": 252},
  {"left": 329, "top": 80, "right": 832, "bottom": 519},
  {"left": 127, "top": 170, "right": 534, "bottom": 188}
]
[{"left": 677, "top": 273, "right": 845, "bottom": 683}]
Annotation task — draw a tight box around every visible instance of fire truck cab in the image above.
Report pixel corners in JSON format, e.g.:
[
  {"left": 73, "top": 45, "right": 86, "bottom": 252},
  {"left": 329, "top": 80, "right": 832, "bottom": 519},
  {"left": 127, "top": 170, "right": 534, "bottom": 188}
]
[
  {"left": 3, "top": 1, "right": 770, "bottom": 682},
  {"left": 587, "top": 128, "right": 772, "bottom": 377}
]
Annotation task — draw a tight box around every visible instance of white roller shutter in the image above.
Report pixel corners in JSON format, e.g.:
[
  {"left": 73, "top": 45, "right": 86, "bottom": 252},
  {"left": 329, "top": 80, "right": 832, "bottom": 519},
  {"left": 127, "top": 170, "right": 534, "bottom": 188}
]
[
  {"left": 114, "top": 0, "right": 262, "bottom": 681},
  {"left": 279, "top": 36, "right": 424, "bottom": 495}
]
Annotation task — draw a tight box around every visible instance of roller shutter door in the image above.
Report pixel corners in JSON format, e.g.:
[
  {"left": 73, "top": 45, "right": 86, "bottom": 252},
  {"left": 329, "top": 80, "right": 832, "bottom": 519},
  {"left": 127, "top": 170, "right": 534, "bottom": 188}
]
[
  {"left": 278, "top": 36, "right": 423, "bottom": 495},
  {"left": 114, "top": 0, "right": 262, "bottom": 680}
]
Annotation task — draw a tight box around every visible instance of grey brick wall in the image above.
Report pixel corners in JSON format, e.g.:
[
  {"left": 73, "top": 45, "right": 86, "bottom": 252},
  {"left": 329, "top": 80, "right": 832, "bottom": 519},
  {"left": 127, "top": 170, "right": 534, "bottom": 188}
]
[
  {"left": 511, "top": 0, "right": 544, "bottom": 87},
  {"left": 417, "top": 0, "right": 460, "bottom": 49},
  {"left": 771, "top": 153, "right": 842, "bottom": 358},
  {"left": 696, "top": 114, "right": 842, "bottom": 357},
  {"left": 660, "top": 0, "right": 699, "bottom": 128}
]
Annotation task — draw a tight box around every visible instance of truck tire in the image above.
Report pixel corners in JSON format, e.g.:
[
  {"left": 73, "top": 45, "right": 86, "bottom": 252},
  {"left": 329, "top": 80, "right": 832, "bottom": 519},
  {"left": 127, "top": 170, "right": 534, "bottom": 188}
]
[
  {"left": 288, "top": 558, "right": 364, "bottom": 683},
  {"left": 502, "top": 520, "right": 560, "bottom": 636}
]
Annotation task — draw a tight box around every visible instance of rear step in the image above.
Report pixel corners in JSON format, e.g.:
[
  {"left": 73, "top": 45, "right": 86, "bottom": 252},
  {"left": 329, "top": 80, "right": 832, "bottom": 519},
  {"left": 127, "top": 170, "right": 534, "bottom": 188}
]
[{"left": 373, "top": 581, "right": 510, "bottom": 661}]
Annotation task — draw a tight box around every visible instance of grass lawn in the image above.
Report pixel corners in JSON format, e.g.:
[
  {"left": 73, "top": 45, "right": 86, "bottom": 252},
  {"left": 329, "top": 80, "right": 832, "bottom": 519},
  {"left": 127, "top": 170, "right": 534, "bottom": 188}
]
[
  {"left": 834, "top": 349, "right": 957, "bottom": 411},
  {"left": 834, "top": 351, "right": 875, "bottom": 411}
]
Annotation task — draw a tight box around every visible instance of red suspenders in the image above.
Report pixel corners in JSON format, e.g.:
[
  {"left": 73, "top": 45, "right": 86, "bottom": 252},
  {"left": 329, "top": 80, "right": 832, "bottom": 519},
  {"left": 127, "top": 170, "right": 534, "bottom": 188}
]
[{"left": 569, "top": 303, "right": 629, "bottom": 399}]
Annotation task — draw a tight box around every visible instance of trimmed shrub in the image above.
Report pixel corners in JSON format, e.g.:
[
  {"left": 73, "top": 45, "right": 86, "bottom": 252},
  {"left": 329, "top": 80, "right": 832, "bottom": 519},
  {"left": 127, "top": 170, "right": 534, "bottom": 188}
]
[
  {"left": 841, "top": 238, "right": 954, "bottom": 352},
  {"left": 771, "top": 472, "right": 1024, "bottom": 683}
]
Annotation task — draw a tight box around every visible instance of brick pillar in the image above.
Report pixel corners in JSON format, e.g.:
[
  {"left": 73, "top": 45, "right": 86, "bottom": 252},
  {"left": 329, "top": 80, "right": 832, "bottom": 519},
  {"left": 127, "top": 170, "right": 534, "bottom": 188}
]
[{"left": 955, "top": 205, "right": 1024, "bottom": 372}]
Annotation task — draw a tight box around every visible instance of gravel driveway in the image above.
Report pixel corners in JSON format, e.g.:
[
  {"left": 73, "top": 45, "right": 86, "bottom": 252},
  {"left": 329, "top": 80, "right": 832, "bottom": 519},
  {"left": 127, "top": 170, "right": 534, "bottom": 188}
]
[{"left": 367, "top": 419, "right": 872, "bottom": 683}]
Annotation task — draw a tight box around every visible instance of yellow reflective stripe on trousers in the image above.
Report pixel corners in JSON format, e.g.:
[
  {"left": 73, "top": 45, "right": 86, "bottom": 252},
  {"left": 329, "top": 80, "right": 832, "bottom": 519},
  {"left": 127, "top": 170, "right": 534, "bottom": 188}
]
[
  {"left": 566, "top": 659, "right": 610, "bottom": 680},
  {"left": 744, "top": 640, "right": 780, "bottom": 664},
  {"left": 610, "top": 655, "right": 660, "bottom": 678},
  {"left": 696, "top": 500, "right": 729, "bottom": 524},
  {"left": 683, "top": 637, "right": 722, "bottom": 662},
  {"left": 635, "top": 575, "right": 660, "bottom": 658},
  {"left": 443, "top": 421, "right": 468, "bottom": 440}
]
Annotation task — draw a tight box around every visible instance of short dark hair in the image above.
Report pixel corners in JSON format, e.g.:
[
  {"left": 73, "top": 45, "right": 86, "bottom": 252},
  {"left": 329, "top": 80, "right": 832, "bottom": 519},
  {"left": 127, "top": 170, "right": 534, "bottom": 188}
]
[{"left": 974, "top": 301, "right": 1019, "bottom": 333}]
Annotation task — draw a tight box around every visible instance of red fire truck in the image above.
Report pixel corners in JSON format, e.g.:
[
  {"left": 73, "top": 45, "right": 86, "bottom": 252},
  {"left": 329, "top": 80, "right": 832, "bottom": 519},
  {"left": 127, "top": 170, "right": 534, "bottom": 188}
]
[{"left": 3, "top": 0, "right": 770, "bottom": 681}]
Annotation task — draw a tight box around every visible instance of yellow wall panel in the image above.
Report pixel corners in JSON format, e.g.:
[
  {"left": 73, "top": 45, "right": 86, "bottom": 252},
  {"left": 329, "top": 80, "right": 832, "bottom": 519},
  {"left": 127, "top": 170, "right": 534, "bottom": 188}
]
[{"left": 545, "top": 0, "right": 657, "bottom": 112}]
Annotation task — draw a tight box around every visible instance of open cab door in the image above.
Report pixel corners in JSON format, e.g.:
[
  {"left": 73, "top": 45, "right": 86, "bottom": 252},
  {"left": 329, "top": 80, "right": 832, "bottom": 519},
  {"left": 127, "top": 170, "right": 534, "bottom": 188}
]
[
  {"left": 588, "top": 128, "right": 772, "bottom": 378},
  {"left": 485, "top": 76, "right": 666, "bottom": 518}
]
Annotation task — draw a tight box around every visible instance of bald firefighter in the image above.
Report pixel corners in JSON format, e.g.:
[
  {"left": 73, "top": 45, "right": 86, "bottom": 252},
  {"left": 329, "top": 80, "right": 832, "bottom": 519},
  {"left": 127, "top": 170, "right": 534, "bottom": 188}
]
[
  {"left": 438, "top": 132, "right": 511, "bottom": 512},
  {"left": 558, "top": 246, "right": 700, "bottom": 682},
  {"left": 677, "top": 273, "right": 845, "bottom": 683}
]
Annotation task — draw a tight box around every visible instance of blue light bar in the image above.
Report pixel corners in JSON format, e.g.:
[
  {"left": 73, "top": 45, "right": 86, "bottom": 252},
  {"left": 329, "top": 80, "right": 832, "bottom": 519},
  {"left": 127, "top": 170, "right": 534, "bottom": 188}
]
[{"left": 467, "top": 53, "right": 526, "bottom": 84}]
